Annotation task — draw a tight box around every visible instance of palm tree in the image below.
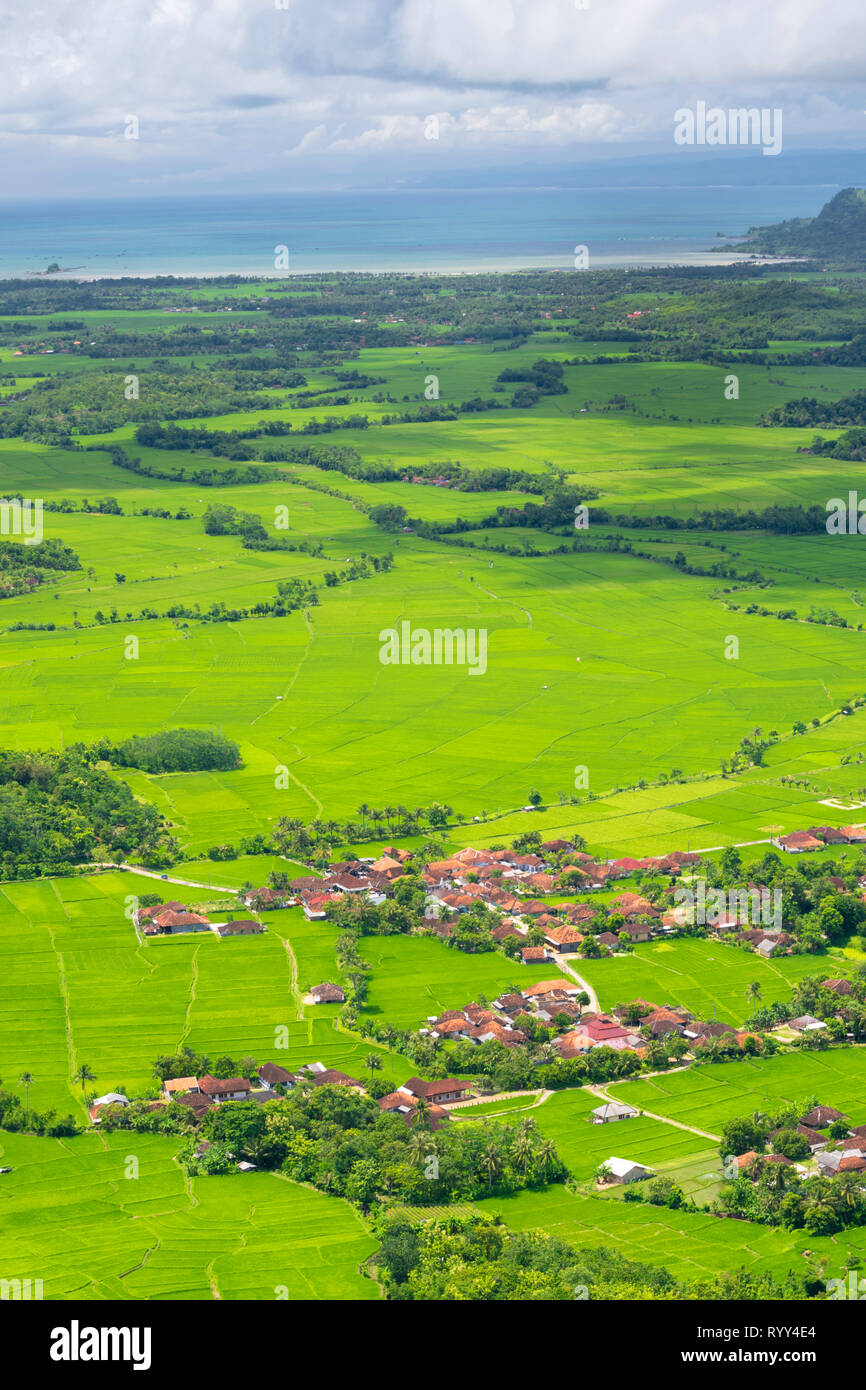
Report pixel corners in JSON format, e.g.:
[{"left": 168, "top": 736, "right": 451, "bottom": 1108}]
[
  {"left": 407, "top": 1131, "right": 429, "bottom": 1168},
  {"left": 746, "top": 981, "right": 763, "bottom": 1004},
  {"left": 18, "top": 1072, "right": 34, "bottom": 1119},
  {"left": 73, "top": 1063, "right": 96, "bottom": 1111},
  {"left": 762, "top": 1162, "right": 795, "bottom": 1197},
  {"left": 483, "top": 1140, "right": 503, "bottom": 1188},
  {"left": 532, "top": 1138, "right": 555, "bottom": 1175},
  {"left": 411, "top": 1096, "right": 432, "bottom": 1129},
  {"left": 511, "top": 1131, "right": 534, "bottom": 1174},
  {"left": 364, "top": 1053, "right": 382, "bottom": 1081},
  {"left": 836, "top": 1172, "right": 862, "bottom": 1212}
]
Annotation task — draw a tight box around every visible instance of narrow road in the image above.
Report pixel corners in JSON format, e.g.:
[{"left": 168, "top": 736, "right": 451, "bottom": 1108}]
[
  {"left": 91, "top": 862, "right": 241, "bottom": 894},
  {"left": 552, "top": 952, "right": 599, "bottom": 1012}
]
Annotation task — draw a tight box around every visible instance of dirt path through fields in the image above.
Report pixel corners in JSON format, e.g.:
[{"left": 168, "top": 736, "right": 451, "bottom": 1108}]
[{"left": 587, "top": 1082, "right": 721, "bottom": 1142}]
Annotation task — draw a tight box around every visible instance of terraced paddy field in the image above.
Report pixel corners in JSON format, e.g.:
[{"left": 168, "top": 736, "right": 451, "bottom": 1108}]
[
  {"left": 473, "top": 1185, "right": 864, "bottom": 1284},
  {"left": 577, "top": 937, "right": 851, "bottom": 1026},
  {"left": 0, "top": 1130, "right": 379, "bottom": 1301},
  {"left": 509, "top": 1088, "right": 722, "bottom": 1199},
  {"left": 0, "top": 873, "right": 410, "bottom": 1116},
  {"left": 606, "top": 1047, "right": 866, "bottom": 1135}
]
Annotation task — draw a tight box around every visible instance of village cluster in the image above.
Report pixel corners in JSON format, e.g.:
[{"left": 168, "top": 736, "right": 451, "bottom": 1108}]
[
  {"left": 114, "top": 830, "right": 866, "bottom": 1192},
  {"left": 86, "top": 1061, "right": 480, "bottom": 1148},
  {"left": 734, "top": 1104, "right": 866, "bottom": 1179}
]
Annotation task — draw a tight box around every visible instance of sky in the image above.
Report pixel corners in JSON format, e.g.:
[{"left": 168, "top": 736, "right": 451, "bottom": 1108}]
[{"left": 2, "top": 0, "right": 865, "bottom": 199}]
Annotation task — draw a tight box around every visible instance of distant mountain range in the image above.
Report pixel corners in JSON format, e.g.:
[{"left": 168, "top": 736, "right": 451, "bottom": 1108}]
[{"left": 739, "top": 187, "right": 866, "bottom": 265}]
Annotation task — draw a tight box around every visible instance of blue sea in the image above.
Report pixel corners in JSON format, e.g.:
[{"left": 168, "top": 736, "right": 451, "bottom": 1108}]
[{"left": 0, "top": 182, "right": 841, "bottom": 279}]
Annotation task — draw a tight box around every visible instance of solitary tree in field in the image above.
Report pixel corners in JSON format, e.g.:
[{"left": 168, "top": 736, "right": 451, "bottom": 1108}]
[
  {"left": 18, "top": 1072, "right": 34, "bottom": 1119},
  {"left": 73, "top": 1063, "right": 96, "bottom": 1111},
  {"left": 747, "top": 981, "right": 763, "bottom": 1004},
  {"left": 364, "top": 1053, "right": 382, "bottom": 1081}
]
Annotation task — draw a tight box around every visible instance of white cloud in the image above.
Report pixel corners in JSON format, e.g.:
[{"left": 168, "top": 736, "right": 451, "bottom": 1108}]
[{"left": 1, "top": 0, "right": 865, "bottom": 195}]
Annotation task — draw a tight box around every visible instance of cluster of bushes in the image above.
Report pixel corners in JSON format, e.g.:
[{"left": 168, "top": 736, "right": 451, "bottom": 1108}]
[
  {"left": 762, "top": 388, "right": 866, "bottom": 428},
  {"left": 0, "top": 1085, "right": 79, "bottom": 1138},
  {"left": 496, "top": 357, "right": 568, "bottom": 407},
  {"left": 100, "top": 728, "right": 242, "bottom": 775},
  {"left": 0, "top": 536, "right": 81, "bottom": 600}
]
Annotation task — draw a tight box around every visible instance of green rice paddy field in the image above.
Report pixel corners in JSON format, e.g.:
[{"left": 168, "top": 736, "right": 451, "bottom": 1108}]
[
  {"left": 0, "top": 873, "right": 412, "bottom": 1117},
  {"left": 606, "top": 1046, "right": 866, "bottom": 1135},
  {"left": 4, "top": 278, "right": 866, "bottom": 1298},
  {"left": 510, "top": 1087, "right": 722, "bottom": 1198},
  {"left": 3, "top": 304, "right": 866, "bottom": 853},
  {"left": 0, "top": 1129, "right": 378, "bottom": 1301},
  {"left": 578, "top": 936, "right": 851, "bottom": 1025},
  {"left": 473, "top": 1185, "right": 865, "bottom": 1284}
]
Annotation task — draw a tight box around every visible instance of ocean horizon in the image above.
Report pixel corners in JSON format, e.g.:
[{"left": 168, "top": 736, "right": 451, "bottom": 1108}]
[{"left": 0, "top": 182, "right": 838, "bottom": 279}]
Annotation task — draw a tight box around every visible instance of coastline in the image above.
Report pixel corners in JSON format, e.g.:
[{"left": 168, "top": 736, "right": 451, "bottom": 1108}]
[{"left": 6, "top": 251, "right": 771, "bottom": 282}]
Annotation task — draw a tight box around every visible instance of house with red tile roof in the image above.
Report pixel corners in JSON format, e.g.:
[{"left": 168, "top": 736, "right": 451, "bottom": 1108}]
[
  {"left": 543, "top": 924, "right": 584, "bottom": 953},
  {"left": 773, "top": 831, "right": 823, "bottom": 853},
  {"left": 399, "top": 1077, "right": 473, "bottom": 1104},
  {"left": 522, "top": 979, "right": 580, "bottom": 999},
  {"left": 198, "top": 1075, "right": 251, "bottom": 1103},
  {"left": 309, "top": 982, "right": 346, "bottom": 1004}
]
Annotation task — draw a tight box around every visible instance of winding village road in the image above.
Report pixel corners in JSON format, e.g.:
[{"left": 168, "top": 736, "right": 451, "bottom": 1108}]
[{"left": 550, "top": 951, "right": 600, "bottom": 1012}]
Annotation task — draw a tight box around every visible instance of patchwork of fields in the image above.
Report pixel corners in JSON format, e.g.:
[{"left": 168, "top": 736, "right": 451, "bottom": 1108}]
[
  {"left": 2, "top": 298, "right": 866, "bottom": 851},
  {"left": 3, "top": 269, "right": 866, "bottom": 1301},
  {"left": 0, "top": 873, "right": 411, "bottom": 1116},
  {"left": 0, "top": 1130, "right": 378, "bottom": 1301},
  {"left": 578, "top": 937, "right": 848, "bottom": 1025}
]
